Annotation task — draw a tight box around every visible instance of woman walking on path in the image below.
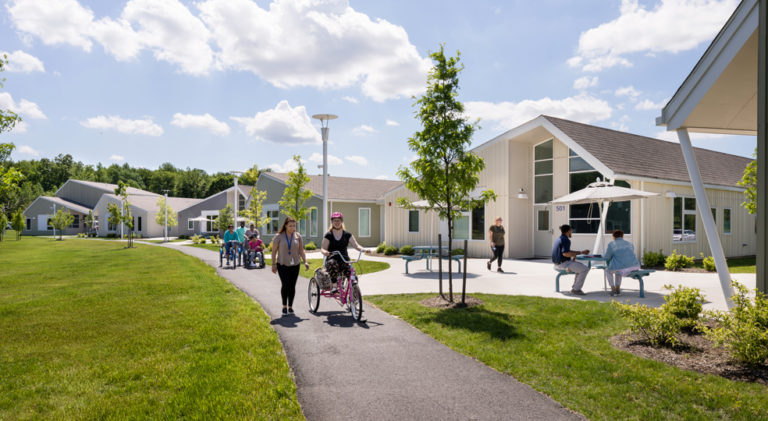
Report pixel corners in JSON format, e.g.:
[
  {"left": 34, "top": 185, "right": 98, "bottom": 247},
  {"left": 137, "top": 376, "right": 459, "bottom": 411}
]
[
  {"left": 271, "top": 217, "right": 309, "bottom": 316},
  {"left": 487, "top": 217, "right": 505, "bottom": 272}
]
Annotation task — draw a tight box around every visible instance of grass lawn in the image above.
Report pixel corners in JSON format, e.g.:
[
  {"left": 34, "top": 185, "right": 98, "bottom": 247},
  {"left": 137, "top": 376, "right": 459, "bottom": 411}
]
[
  {"left": 367, "top": 293, "right": 768, "bottom": 420},
  {"left": 185, "top": 243, "right": 390, "bottom": 278},
  {"left": 0, "top": 237, "right": 303, "bottom": 420},
  {"left": 143, "top": 238, "right": 187, "bottom": 244}
]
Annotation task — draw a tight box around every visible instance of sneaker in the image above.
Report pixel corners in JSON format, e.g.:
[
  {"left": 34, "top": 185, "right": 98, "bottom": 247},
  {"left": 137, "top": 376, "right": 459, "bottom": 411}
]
[
  {"left": 615, "top": 288, "right": 621, "bottom": 296},
  {"left": 288, "top": 308, "right": 294, "bottom": 314},
  {"left": 497, "top": 268, "right": 504, "bottom": 273},
  {"left": 487, "top": 261, "right": 491, "bottom": 271},
  {"left": 281, "top": 308, "right": 288, "bottom": 316},
  {"left": 571, "top": 289, "right": 586, "bottom": 296}
]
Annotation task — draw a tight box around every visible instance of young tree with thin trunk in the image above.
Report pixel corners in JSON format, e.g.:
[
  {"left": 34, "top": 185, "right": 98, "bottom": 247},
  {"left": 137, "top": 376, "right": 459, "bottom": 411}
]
[
  {"left": 218, "top": 204, "right": 234, "bottom": 236},
  {"left": 0, "top": 211, "right": 7, "bottom": 241},
  {"left": 240, "top": 187, "right": 270, "bottom": 230},
  {"left": 397, "top": 45, "right": 495, "bottom": 304},
  {"left": 279, "top": 155, "right": 313, "bottom": 223},
  {"left": 84, "top": 210, "right": 95, "bottom": 235},
  {"left": 155, "top": 197, "right": 178, "bottom": 230},
  {"left": 738, "top": 148, "right": 756, "bottom": 214},
  {"left": 50, "top": 209, "right": 74, "bottom": 240}
]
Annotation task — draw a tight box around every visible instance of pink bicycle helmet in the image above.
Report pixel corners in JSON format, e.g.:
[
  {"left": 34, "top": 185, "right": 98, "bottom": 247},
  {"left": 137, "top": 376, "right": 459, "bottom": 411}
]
[{"left": 331, "top": 212, "right": 344, "bottom": 220}]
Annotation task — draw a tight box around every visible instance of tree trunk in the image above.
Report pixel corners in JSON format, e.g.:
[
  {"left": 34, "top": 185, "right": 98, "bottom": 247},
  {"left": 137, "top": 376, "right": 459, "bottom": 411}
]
[{"left": 447, "top": 217, "right": 454, "bottom": 303}]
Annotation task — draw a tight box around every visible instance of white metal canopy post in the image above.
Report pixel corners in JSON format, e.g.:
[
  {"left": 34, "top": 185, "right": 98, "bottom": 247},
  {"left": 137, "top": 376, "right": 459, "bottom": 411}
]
[{"left": 677, "top": 128, "right": 733, "bottom": 306}]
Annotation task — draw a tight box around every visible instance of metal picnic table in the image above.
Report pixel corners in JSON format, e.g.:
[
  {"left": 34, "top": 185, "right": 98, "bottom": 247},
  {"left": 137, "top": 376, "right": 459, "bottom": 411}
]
[{"left": 412, "top": 245, "right": 450, "bottom": 271}]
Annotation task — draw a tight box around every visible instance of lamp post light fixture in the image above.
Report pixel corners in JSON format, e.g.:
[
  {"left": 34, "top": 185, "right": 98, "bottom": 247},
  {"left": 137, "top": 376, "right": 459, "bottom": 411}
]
[
  {"left": 312, "top": 113, "right": 338, "bottom": 229},
  {"left": 231, "top": 170, "right": 243, "bottom": 229},
  {"left": 516, "top": 188, "right": 529, "bottom": 200}
]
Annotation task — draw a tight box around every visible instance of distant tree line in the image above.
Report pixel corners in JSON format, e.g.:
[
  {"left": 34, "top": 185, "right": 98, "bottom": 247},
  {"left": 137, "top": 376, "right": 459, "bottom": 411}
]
[{"left": 0, "top": 154, "right": 269, "bottom": 215}]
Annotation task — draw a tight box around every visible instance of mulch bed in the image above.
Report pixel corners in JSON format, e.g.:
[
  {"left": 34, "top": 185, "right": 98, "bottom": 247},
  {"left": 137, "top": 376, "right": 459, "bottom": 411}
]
[
  {"left": 419, "top": 295, "right": 484, "bottom": 309},
  {"left": 612, "top": 331, "right": 768, "bottom": 385}
]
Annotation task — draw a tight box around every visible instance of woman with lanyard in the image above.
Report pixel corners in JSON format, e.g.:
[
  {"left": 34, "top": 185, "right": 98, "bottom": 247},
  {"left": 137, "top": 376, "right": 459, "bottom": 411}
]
[
  {"left": 271, "top": 217, "right": 309, "bottom": 316},
  {"left": 320, "top": 212, "right": 367, "bottom": 292}
]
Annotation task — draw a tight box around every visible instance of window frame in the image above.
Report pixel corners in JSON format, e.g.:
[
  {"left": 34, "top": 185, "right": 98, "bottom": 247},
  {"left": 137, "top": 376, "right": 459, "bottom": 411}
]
[
  {"left": 25, "top": 218, "right": 31, "bottom": 231},
  {"left": 310, "top": 208, "right": 318, "bottom": 237},
  {"left": 408, "top": 210, "right": 419, "bottom": 233},
  {"left": 358, "top": 208, "right": 371, "bottom": 238},
  {"left": 188, "top": 219, "right": 194, "bottom": 230},
  {"left": 452, "top": 205, "right": 485, "bottom": 241},
  {"left": 723, "top": 208, "right": 732, "bottom": 235},
  {"left": 672, "top": 196, "right": 698, "bottom": 243},
  {"left": 533, "top": 139, "right": 554, "bottom": 205},
  {"left": 70, "top": 214, "right": 80, "bottom": 229}
]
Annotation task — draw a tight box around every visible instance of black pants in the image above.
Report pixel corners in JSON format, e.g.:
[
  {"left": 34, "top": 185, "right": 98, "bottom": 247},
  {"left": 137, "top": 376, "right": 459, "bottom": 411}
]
[
  {"left": 489, "top": 245, "right": 504, "bottom": 268},
  {"left": 277, "top": 264, "right": 300, "bottom": 307}
]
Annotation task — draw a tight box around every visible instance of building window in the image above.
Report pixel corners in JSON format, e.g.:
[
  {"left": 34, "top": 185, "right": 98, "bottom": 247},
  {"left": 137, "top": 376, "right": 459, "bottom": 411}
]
[
  {"left": 26, "top": 218, "right": 31, "bottom": 230},
  {"left": 266, "top": 210, "right": 279, "bottom": 234},
  {"left": 359, "top": 208, "right": 371, "bottom": 237},
  {"left": 408, "top": 210, "right": 419, "bottom": 233},
  {"left": 310, "top": 208, "right": 318, "bottom": 237},
  {"left": 711, "top": 208, "right": 717, "bottom": 225},
  {"left": 299, "top": 218, "right": 307, "bottom": 236},
  {"left": 47, "top": 218, "right": 53, "bottom": 231},
  {"left": 108, "top": 221, "right": 117, "bottom": 232},
  {"left": 534, "top": 139, "right": 553, "bottom": 204},
  {"left": 568, "top": 150, "right": 630, "bottom": 234},
  {"left": 238, "top": 193, "right": 246, "bottom": 212},
  {"left": 70, "top": 215, "right": 80, "bottom": 229},
  {"left": 453, "top": 205, "right": 485, "bottom": 240},
  {"left": 537, "top": 210, "right": 549, "bottom": 231},
  {"left": 205, "top": 215, "right": 217, "bottom": 232},
  {"left": 723, "top": 208, "right": 731, "bottom": 234},
  {"left": 673, "top": 197, "right": 697, "bottom": 242},
  {"left": 188, "top": 219, "right": 194, "bottom": 230},
  {"left": 137, "top": 216, "right": 142, "bottom": 232}
]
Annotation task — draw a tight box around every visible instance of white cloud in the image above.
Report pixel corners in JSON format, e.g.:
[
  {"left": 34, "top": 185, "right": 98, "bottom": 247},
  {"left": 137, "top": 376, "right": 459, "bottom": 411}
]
[
  {"left": 342, "top": 96, "right": 358, "bottom": 104},
  {"left": 197, "top": 0, "right": 430, "bottom": 101},
  {"left": 352, "top": 124, "right": 377, "bottom": 135},
  {"left": 375, "top": 174, "right": 390, "bottom": 180},
  {"left": 231, "top": 100, "right": 321, "bottom": 144},
  {"left": 611, "top": 115, "right": 631, "bottom": 132},
  {"left": 345, "top": 155, "right": 368, "bottom": 166},
  {"left": 385, "top": 119, "right": 399, "bottom": 126},
  {"left": 0, "top": 93, "right": 47, "bottom": 120},
  {"left": 8, "top": 0, "right": 213, "bottom": 75},
  {"left": 573, "top": 76, "right": 598, "bottom": 90},
  {"left": 16, "top": 145, "right": 39, "bottom": 156},
  {"left": 171, "top": 113, "right": 230, "bottom": 136},
  {"left": 80, "top": 115, "right": 164, "bottom": 136},
  {"left": 615, "top": 85, "right": 641, "bottom": 101},
  {"left": 1, "top": 50, "right": 45, "bottom": 72},
  {"left": 465, "top": 94, "right": 613, "bottom": 132},
  {"left": 569, "top": 0, "right": 739, "bottom": 72},
  {"left": 635, "top": 97, "right": 670, "bottom": 110},
  {"left": 109, "top": 154, "right": 125, "bottom": 161},
  {"left": 308, "top": 152, "right": 343, "bottom": 166},
  {"left": 267, "top": 156, "right": 308, "bottom": 173}
]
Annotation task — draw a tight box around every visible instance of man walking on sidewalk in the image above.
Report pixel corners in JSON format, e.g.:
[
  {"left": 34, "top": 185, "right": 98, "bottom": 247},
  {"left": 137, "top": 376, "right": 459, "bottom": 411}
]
[{"left": 487, "top": 217, "right": 506, "bottom": 273}]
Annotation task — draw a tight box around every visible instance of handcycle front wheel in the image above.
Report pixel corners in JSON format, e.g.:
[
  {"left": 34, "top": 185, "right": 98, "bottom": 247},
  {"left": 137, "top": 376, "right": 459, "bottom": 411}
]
[
  {"left": 348, "top": 284, "right": 363, "bottom": 321},
  {"left": 308, "top": 277, "right": 321, "bottom": 313}
]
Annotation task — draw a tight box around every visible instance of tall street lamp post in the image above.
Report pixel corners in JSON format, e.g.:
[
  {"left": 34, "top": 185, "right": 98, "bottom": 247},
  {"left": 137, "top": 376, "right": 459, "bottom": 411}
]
[
  {"left": 231, "top": 171, "right": 243, "bottom": 228},
  {"left": 312, "top": 114, "right": 337, "bottom": 229}
]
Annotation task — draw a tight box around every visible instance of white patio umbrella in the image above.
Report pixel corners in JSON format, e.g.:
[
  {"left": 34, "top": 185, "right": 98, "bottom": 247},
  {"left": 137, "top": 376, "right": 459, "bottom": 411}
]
[{"left": 550, "top": 181, "right": 658, "bottom": 254}]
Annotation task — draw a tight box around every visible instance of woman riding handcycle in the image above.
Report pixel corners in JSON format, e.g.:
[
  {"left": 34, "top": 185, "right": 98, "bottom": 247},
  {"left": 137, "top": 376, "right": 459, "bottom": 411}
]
[{"left": 307, "top": 212, "right": 369, "bottom": 321}]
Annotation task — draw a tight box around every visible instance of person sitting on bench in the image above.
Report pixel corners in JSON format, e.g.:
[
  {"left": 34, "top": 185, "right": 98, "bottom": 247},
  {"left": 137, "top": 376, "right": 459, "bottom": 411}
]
[
  {"left": 552, "top": 224, "right": 590, "bottom": 296},
  {"left": 603, "top": 230, "right": 641, "bottom": 296}
]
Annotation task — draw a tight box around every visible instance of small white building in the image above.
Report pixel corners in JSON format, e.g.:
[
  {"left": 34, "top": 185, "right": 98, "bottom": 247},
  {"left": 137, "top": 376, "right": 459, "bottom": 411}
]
[{"left": 383, "top": 115, "right": 755, "bottom": 260}]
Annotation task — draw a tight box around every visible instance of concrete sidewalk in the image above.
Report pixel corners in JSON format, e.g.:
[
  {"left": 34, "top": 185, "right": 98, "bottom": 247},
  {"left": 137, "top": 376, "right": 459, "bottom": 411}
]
[{"left": 165, "top": 244, "right": 582, "bottom": 421}]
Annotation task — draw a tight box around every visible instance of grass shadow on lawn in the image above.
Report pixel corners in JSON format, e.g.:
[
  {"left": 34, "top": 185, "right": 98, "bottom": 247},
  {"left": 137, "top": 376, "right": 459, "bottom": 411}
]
[{"left": 426, "top": 306, "right": 521, "bottom": 341}]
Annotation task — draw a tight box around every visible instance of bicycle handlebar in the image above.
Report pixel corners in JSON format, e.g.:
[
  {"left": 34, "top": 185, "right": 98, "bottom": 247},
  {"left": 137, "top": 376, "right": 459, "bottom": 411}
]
[{"left": 323, "top": 249, "right": 363, "bottom": 266}]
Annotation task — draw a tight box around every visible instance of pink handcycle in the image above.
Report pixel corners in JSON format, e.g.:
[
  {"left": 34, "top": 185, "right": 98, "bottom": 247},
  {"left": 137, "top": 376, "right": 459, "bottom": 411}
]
[{"left": 308, "top": 250, "right": 364, "bottom": 321}]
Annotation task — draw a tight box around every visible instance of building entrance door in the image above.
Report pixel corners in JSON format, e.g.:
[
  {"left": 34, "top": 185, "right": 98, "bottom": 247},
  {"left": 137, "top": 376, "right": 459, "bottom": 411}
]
[{"left": 534, "top": 206, "right": 552, "bottom": 257}]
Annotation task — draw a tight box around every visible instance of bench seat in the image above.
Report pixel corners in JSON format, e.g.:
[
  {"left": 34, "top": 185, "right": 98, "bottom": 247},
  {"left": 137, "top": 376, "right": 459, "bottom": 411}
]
[
  {"left": 401, "top": 254, "right": 423, "bottom": 274},
  {"left": 554, "top": 267, "right": 655, "bottom": 297}
]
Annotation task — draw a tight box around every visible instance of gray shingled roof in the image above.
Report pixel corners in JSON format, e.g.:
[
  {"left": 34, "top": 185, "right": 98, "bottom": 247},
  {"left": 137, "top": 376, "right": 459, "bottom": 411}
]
[
  {"left": 543, "top": 115, "right": 751, "bottom": 188},
  {"left": 266, "top": 173, "right": 402, "bottom": 201},
  {"left": 38, "top": 196, "right": 91, "bottom": 214},
  {"left": 103, "top": 194, "right": 202, "bottom": 213},
  {"left": 70, "top": 179, "right": 159, "bottom": 196}
]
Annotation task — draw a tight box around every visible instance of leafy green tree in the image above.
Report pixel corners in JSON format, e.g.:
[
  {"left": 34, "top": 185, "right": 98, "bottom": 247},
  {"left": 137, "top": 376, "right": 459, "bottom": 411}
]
[
  {"left": 239, "top": 164, "right": 270, "bottom": 186},
  {"left": 218, "top": 204, "right": 234, "bottom": 235},
  {"left": 240, "top": 187, "right": 270, "bottom": 230},
  {"left": 278, "top": 155, "right": 313, "bottom": 222},
  {"left": 107, "top": 181, "right": 134, "bottom": 247},
  {"left": 11, "top": 208, "right": 24, "bottom": 240},
  {"left": 50, "top": 209, "right": 74, "bottom": 240},
  {"left": 155, "top": 197, "right": 178, "bottom": 239},
  {"left": 0, "top": 54, "right": 21, "bottom": 134},
  {"left": 207, "top": 173, "right": 234, "bottom": 197},
  {"left": 738, "top": 148, "right": 756, "bottom": 214},
  {"left": 0, "top": 211, "right": 7, "bottom": 241},
  {"left": 0, "top": 143, "right": 23, "bottom": 214},
  {"left": 84, "top": 210, "right": 95, "bottom": 234},
  {"left": 397, "top": 45, "right": 495, "bottom": 304}
]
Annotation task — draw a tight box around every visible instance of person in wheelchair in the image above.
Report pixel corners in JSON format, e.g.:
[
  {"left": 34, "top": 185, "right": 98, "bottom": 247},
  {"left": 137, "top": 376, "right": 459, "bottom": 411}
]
[
  {"left": 246, "top": 234, "right": 264, "bottom": 268},
  {"left": 320, "top": 212, "right": 368, "bottom": 293},
  {"left": 222, "top": 224, "right": 239, "bottom": 260}
]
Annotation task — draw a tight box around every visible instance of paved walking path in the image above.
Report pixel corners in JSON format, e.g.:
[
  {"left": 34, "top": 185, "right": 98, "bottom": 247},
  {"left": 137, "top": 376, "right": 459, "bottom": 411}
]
[{"left": 164, "top": 244, "right": 581, "bottom": 421}]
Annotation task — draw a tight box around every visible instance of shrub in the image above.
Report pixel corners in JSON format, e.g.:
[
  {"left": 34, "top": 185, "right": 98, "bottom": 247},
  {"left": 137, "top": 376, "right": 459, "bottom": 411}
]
[
  {"left": 305, "top": 241, "right": 317, "bottom": 251},
  {"left": 178, "top": 234, "right": 189, "bottom": 240},
  {"left": 707, "top": 281, "right": 768, "bottom": 365},
  {"left": 700, "top": 253, "right": 717, "bottom": 272},
  {"left": 191, "top": 235, "right": 201, "bottom": 244},
  {"left": 613, "top": 302, "right": 681, "bottom": 347},
  {"left": 383, "top": 245, "right": 399, "bottom": 256},
  {"left": 663, "top": 284, "right": 705, "bottom": 330},
  {"left": 450, "top": 248, "right": 464, "bottom": 256},
  {"left": 76, "top": 233, "right": 87, "bottom": 238},
  {"left": 210, "top": 235, "right": 220, "bottom": 245},
  {"left": 643, "top": 249, "right": 666, "bottom": 267},
  {"left": 399, "top": 245, "right": 414, "bottom": 256},
  {"left": 376, "top": 242, "right": 387, "bottom": 254},
  {"left": 105, "top": 233, "right": 118, "bottom": 239},
  {"left": 664, "top": 249, "right": 694, "bottom": 271}
]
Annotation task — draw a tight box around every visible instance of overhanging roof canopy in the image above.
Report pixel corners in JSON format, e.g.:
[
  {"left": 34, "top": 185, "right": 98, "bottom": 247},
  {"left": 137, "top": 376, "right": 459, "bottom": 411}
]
[{"left": 657, "top": 0, "right": 758, "bottom": 134}]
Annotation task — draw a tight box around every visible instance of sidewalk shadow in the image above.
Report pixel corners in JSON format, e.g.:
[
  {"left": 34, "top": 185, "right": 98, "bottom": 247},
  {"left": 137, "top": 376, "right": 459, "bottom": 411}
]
[
  {"left": 559, "top": 289, "right": 668, "bottom": 307},
  {"left": 426, "top": 307, "right": 521, "bottom": 341},
  {"left": 311, "top": 310, "right": 377, "bottom": 328},
  {"left": 270, "top": 315, "right": 308, "bottom": 328}
]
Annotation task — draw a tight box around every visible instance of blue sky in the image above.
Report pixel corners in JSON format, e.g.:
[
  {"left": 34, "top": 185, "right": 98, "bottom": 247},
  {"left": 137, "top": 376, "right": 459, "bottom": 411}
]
[{"left": 0, "top": 0, "right": 755, "bottom": 180}]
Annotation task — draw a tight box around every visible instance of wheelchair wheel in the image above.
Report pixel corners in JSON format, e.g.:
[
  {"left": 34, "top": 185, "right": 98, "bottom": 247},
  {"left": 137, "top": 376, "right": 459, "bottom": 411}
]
[{"left": 308, "top": 277, "right": 321, "bottom": 313}]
